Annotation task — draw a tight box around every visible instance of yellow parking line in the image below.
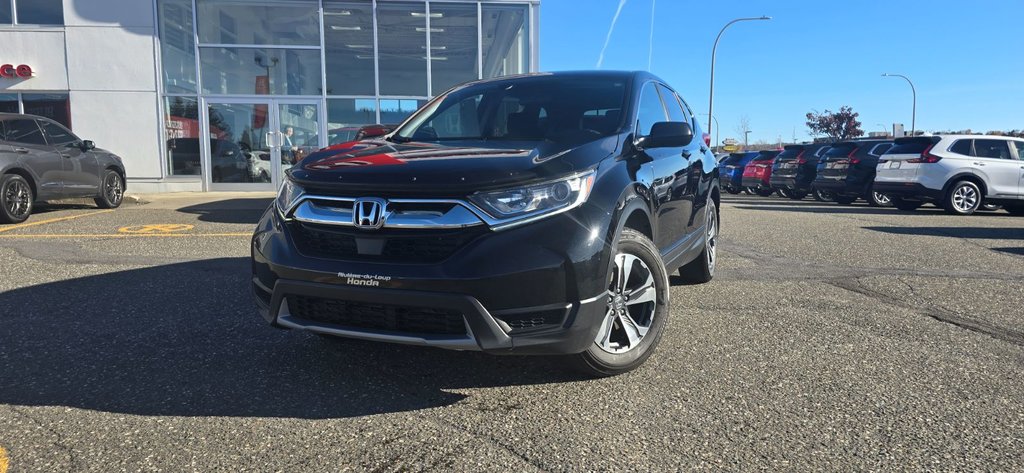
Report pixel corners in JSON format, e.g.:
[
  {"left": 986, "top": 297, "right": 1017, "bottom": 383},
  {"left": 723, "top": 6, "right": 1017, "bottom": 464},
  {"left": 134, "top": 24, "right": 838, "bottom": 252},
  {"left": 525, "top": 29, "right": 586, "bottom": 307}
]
[
  {"left": 0, "top": 445, "right": 8, "bottom": 473},
  {"left": 0, "top": 232, "right": 250, "bottom": 239},
  {"left": 0, "top": 209, "right": 115, "bottom": 234}
]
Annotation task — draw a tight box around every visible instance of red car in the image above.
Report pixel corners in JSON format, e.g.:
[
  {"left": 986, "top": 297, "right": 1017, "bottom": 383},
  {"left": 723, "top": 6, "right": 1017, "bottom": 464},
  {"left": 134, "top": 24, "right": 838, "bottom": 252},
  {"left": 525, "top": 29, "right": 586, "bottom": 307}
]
[{"left": 740, "top": 150, "right": 781, "bottom": 196}]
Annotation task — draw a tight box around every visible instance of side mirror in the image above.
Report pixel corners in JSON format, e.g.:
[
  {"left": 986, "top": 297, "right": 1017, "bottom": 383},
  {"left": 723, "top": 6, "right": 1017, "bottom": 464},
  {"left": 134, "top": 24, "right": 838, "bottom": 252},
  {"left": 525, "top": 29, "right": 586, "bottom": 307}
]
[
  {"left": 357, "top": 126, "right": 389, "bottom": 140},
  {"left": 79, "top": 140, "right": 96, "bottom": 151},
  {"left": 637, "top": 122, "right": 694, "bottom": 149}
]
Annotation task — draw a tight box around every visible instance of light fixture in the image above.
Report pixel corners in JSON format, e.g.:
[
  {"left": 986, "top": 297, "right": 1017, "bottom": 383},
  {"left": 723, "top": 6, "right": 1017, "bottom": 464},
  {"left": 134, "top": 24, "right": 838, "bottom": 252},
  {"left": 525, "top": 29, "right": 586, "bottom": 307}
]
[
  {"left": 415, "top": 27, "right": 444, "bottom": 33},
  {"left": 425, "top": 56, "right": 447, "bottom": 61},
  {"left": 421, "top": 45, "right": 447, "bottom": 50},
  {"left": 410, "top": 12, "right": 443, "bottom": 18},
  {"left": 345, "top": 44, "right": 372, "bottom": 49},
  {"left": 330, "top": 25, "right": 361, "bottom": 31},
  {"left": 323, "top": 10, "right": 351, "bottom": 16}
]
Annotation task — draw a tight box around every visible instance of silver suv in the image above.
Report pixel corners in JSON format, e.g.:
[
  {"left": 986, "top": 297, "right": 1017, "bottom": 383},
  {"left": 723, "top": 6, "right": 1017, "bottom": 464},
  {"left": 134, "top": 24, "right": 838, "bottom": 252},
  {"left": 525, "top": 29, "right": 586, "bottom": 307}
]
[
  {"left": 874, "top": 135, "right": 1024, "bottom": 215},
  {"left": 0, "top": 113, "right": 127, "bottom": 224}
]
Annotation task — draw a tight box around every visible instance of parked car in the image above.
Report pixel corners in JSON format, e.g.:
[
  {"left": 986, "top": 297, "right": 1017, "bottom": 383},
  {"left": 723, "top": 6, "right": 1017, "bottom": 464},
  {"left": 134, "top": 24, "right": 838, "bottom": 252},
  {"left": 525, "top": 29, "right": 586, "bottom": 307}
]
[
  {"left": 874, "top": 135, "right": 1024, "bottom": 215},
  {"left": 719, "top": 151, "right": 759, "bottom": 194},
  {"left": 769, "top": 143, "right": 831, "bottom": 200},
  {"left": 168, "top": 138, "right": 252, "bottom": 183},
  {"left": 812, "top": 139, "right": 894, "bottom": 206},
  {"left": 740, "top": 150, "right": 781, "bottom": 197},
  {"left": 0, "top": 113, "right": 126, "bottom": 224},
  {"left": 253, "top": 71, "right": 720, "bottom": 377}
]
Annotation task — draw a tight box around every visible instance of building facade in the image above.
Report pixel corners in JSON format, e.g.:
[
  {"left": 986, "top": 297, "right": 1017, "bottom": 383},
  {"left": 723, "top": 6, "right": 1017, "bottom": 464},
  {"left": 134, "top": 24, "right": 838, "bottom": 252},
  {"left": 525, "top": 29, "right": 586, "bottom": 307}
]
[{"left": 0, "top": 0, "right": 539, "bottom": 192}]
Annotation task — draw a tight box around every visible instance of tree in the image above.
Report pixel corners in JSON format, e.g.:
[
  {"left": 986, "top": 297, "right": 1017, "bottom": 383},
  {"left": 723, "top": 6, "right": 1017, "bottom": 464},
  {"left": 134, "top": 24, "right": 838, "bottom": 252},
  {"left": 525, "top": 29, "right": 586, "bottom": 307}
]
[
  {"left": 735, "top": 115, "right": 751, "bottom": 146},
  {"left": 805, "top": 106, "right": 864, "bottom": 143}
]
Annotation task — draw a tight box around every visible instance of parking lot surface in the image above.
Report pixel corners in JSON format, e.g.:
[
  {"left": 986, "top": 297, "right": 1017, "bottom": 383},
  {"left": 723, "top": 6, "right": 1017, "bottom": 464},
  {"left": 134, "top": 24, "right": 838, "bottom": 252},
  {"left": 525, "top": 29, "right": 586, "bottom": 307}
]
[{"left": 1, "top": 193, "right": 1022, "bottom": 471}]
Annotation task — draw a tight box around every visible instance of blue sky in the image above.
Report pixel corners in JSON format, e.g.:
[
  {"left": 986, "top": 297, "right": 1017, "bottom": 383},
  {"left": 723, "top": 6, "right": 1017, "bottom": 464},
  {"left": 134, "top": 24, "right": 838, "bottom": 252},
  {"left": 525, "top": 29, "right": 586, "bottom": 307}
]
[{"left": 539, "top": 0, "right": 1024, "bottom": 144}]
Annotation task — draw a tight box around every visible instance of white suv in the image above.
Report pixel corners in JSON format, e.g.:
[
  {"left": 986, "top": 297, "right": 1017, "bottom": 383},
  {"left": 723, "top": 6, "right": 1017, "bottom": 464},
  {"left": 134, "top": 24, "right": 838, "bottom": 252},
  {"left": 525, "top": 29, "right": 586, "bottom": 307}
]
[{"left": 874, "top": 135, "right": 1024, "bottom": 215}]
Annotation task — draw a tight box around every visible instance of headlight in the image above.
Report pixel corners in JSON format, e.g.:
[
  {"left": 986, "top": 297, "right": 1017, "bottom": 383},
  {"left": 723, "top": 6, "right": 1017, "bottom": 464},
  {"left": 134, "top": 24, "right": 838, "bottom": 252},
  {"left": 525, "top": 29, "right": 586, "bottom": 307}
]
[
  {"left": 276, "top": 179, "right": 304, "bottom": 215},
  {"left": 469, "top": 172, "right": 596, "bottom": 226}
]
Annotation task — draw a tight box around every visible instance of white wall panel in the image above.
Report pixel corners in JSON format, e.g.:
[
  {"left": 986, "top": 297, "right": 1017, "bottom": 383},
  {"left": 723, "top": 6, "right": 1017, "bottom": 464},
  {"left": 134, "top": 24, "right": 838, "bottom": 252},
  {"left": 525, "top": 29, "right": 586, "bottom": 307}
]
[
  {"left": 65, "top": 26, "right": 157, "bottom": 92},
  {"left": 64, "top": 0, "right": 156, "bottom": 28},
  {"left": 70, "top": 91, "right": 162, "bottom": 179},
  {"left": 0, "top": 31, "right": 70, "bottom": 91}
]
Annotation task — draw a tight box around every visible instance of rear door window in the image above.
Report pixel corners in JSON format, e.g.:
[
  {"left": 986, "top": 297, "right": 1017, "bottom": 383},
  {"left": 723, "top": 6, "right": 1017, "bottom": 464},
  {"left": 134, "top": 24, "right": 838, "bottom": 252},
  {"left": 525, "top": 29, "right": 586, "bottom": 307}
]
[
  {"left": 4, "top": 119, "right": 47, "bottom": 145},
  {"left": 949, "top": 139, "right": 972, "bottom": 156},
  {"left": 1013, "top": 141, "right": 1024, "bottom": 160},
  {"left": 887, "top": 139, "right": 933, "bottom": 155},
  {"left": 972, "top": 139, "right": 1012, "bottom": 159}
]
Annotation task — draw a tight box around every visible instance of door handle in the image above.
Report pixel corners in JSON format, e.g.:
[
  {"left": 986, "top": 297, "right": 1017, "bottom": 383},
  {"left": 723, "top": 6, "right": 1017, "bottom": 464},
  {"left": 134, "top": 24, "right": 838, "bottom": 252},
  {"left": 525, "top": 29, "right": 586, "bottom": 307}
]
[
  {"left": 682, "top": 150, "right": 692, "bottom": 159},
  {"left": 972, "top": 162, "right": 985, "bottom": 166},
  {"left": 13, "top": 147, "right": 29, "bottom": 153}
]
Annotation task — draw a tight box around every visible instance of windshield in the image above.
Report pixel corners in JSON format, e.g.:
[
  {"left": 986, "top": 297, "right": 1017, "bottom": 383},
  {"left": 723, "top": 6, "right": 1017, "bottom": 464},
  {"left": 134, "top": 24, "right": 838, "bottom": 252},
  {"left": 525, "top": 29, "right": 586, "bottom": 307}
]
[{"left": 394, "top": 76, "right": 628, "bottom": 143}]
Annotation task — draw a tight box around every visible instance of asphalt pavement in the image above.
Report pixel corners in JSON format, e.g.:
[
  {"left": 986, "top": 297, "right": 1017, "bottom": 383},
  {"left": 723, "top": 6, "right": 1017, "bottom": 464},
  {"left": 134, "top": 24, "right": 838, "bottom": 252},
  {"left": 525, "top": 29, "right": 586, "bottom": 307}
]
[{"left": 1, "top": 192, "right": 1022, "bottom": 471}]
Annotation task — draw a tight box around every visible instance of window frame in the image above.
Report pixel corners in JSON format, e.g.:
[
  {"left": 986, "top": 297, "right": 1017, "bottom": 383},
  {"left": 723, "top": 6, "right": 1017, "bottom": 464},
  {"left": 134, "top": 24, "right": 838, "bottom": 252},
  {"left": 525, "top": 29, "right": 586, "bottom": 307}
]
[
  {"left": 1, "top": 0, "right": 65, "bottom": 26},
  {"left": 37, "top": 117, "right": 80, "bottom": 146}
]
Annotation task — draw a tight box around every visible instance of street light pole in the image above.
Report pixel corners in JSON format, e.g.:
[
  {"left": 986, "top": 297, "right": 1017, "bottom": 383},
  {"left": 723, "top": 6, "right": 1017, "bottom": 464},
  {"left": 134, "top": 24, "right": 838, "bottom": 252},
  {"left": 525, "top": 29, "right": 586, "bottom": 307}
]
[
  {"left": 707, "top": 16, "right": 771, "bottom": 141},
  {"left": 744, "top": 130, "right": 751, "bottom": 147},
  {"left": 882, "top": 73, "right": 916, "bottom": 136},
  {"left": 705, "top": 113, "right": 719, "bottom": 151}
]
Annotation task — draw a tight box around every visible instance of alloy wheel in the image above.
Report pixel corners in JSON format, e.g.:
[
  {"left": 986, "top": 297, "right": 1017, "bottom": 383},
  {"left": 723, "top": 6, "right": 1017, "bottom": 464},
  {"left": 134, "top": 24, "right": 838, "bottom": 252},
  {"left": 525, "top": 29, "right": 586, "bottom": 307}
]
[
  {"left": 4, "top": 179, "right": 30, "bottom": 219},
  {"left": 595, "top": 253, "right": 657, "bottom": 354},
  {"left": 105, "top": 173, "right": 124, "bottom": 205},
  {"left": 952, "top": 185, "right": 978, "bottom": 213},
  {"left": 873, "top": 192, "right": 891, "bottom": 205},
  {"left": 706, "top": 201, "right": 718, "bottom": 275}
]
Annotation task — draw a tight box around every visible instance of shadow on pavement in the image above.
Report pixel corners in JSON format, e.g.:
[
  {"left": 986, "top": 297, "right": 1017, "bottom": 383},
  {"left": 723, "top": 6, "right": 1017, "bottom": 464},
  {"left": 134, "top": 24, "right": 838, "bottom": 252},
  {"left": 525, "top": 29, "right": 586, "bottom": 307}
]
[
  {"left": 177, "top": 198, "right": 273, "bottom": 224},
  {"left": 992, "top": 247, "right": 1024, "bottom": 256},
  {"left": 0, "top": 258, "right": 583, "bottom": 419},
  {"left": 865, "top": 226, "right": 1024, "bottom": 240},
  {"left": 732, "top": 205, "right": 909, "bottom": 216}
]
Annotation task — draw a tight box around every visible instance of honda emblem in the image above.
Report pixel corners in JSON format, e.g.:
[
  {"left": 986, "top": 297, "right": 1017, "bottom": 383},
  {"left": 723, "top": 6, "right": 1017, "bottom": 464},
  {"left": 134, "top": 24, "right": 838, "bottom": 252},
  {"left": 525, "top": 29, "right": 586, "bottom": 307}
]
[{"left": 353, "top": 198, "right": 387, "bottom": 229}]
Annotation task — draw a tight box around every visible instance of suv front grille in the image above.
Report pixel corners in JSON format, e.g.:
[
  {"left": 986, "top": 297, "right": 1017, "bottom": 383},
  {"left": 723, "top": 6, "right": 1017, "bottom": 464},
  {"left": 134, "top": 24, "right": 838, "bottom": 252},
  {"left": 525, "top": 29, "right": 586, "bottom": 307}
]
[
  {"left": 290, "top": 222, "right": 483, "bottom": 263},
  {"left": 289, "top": 296, "right": 467, "bottom": 336}
]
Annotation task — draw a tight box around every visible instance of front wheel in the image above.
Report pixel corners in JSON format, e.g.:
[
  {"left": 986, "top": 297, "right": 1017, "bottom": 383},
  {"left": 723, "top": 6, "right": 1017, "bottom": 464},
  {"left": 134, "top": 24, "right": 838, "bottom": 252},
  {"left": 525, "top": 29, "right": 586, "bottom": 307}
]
[
  {"left": 725, "top": 187, "right": 741, "bottom": 195},
  {"left": 776, "top": 188, "right": 793, "bottom": 198},
  {"left": 94, "top": 170, "right": 124, "bottom": 209},
  {"left": 813, "top": 188, "right": 834, "bottom": 202},
  {"left": 0, "top": 174, "right": 34, "bottom": 224},
  {"left": 866, "top": 189, "right": 892, "bottom": 207},
  {"left": 575, "top": 228, "right": 669, "bottom": 377}
]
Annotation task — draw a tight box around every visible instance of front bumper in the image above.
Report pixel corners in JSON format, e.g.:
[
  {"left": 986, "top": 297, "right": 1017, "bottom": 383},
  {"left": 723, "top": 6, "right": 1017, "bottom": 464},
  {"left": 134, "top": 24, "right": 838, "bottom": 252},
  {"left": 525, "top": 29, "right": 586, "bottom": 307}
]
[{"left": 251, "top": 205, "right": 611, "bottom": 355}]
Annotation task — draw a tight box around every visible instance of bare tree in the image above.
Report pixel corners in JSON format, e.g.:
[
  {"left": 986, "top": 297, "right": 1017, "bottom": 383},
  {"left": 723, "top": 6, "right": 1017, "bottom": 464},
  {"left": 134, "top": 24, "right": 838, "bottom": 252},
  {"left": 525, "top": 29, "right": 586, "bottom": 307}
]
[{"left": 735, "top": 115, "right": 751, "bottom": 146}]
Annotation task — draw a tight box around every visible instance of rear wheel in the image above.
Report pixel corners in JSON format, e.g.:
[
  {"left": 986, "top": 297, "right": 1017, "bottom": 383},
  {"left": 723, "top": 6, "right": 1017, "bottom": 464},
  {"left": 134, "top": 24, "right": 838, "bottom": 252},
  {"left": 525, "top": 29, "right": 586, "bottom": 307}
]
[
  {"left": 892, "top": 198, "right": 922, "bottom": 211},
  {"left": 94, "top": 170, "right": 124, "bottom": 209},
  {"left": 776, "top": 188, "right": 793, "bottom": 198},
  {"left": 866, "top": 189, "right": 892, "bottom": 207},
  {"left": 576, "top": 228, "right": 668, "bottom": 377},
  {"left": 813, "top": 188, "right": 834, "bottom": 202},
  {"left": 678, "top": 199, "right": 718, "bottom": 284},
  {"left": 0, "top": 174, "right": 33, "bottom": 224},
  {"left": 834, "top": 196, "right": 856, "bottom": 205},
  {"left": 943, "top": 180, "right": 981, "bottom": 215}
]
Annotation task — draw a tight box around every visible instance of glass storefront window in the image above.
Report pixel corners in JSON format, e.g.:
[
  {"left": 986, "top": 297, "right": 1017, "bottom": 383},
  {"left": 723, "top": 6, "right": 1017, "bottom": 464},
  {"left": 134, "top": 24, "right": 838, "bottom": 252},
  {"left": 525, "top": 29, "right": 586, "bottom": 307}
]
[
  {"left": 164, "top": 97, "right": 202, "bottom": 176},
  {"left": 22, "top": 94, "right": 71, "bottom": 128},
  {"left": 482, "top": 4, "right": 530, "bottom": 79},
  {"left": 327, "top": 98, "right": 377, "bottom": 145},
  {"left": 430, "top": 3, "right": 479, "bottom": 95},
  {"left": 158, "top": 0, "right": 197, "bottom": 94},
  {"left": 323, "top": 1, "right": 375, "bottom": 96},
  {"left": 15, "top": 0, "right": 63, "bottom": 25},
  {"left": 377, "top": 2, "right": 428, "bottom": 96},
  {"left": 379, "top": 99, "right": 425, "bottom": 125},
  {"left": 0, "top": 1, "right": 10, "bottom": 24},
  {"left": 196, "top": 0, "right": 320, "bottom": 46},
  {"left": 0, "top": 94, "right": 17, "bottom": 113},
  {"left": 200, "top": 47, "right": 323, "bottom": 95}
]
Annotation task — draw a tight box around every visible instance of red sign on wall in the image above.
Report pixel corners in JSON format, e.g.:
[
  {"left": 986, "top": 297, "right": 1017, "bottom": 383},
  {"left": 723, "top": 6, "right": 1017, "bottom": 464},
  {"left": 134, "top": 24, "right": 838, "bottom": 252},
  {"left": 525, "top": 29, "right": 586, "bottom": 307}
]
[
  {"left": 253, "top": 76, "right": 269, "bottom": 129},
  {"left": 0, "top": 64, "right": 33, "bottom": 79}
]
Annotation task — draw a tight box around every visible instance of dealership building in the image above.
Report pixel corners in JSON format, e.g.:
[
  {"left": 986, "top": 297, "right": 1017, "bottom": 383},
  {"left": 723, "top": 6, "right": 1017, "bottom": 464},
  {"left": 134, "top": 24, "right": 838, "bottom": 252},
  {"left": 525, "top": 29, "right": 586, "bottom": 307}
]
[{"left": 0, "top": 0, "right": 539, "bottom": 192}]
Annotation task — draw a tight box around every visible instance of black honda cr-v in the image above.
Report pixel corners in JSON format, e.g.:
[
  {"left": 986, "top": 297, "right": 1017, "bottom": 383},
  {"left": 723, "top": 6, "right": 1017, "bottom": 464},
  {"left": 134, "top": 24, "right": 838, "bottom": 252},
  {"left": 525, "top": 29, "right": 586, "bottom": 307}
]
[{"left": 251, "top": 71, "right": 720, "bottom": 376}]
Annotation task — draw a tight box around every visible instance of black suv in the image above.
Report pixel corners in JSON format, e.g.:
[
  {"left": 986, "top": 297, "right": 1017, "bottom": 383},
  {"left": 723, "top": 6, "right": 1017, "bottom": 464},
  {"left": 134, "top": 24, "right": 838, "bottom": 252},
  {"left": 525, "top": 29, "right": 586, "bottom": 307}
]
[
  {"left": 812, "top": 139, "right": 894, "bottom": 206},
  {"left": 769, "top": 143, "right": 830, "bottom": 200},
  {"left": 252, "top": 72, "right": 720, "bottom": 376}
]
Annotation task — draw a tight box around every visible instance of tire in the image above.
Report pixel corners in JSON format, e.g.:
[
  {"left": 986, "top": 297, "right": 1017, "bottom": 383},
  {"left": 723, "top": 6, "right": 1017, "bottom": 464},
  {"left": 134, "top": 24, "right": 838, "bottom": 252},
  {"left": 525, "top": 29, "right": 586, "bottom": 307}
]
[
  {"left": 943, "top": 180, "right": 982, "bottom": 215},
  {"left": 891, "top": 198, "right": 922, "bottom": 211},
  {"left": 0, "top": 174, "right": 33, "bottom": 224},
  {"left": 743, "top": 187, "right": 755, "bottom": 195},
  {"left": 575, "top": 228, "right": 669, "bottom": 377},
  {"left": 94, "top": 170, "right": 124, "bottom": 209},
  {"left": 813, "top": 188, "right": 834, "bottom": 202},
  {"left": 866, "top": 189, "right": 892, "bottom": 207},
  {"left": 834, "top": 196, "right": 856, "bottom": 205},
  {"left": 755, "top": 189, "right": 774, "bottom": 197},
  {"left": 788, "top": 191, "right": 808, "bottom": 200},
  {"left": 678, "top": 198, "right": 718, "bottom": 284},
  {"left": 777, "top": 188, "right": 793, "bottom": 198},
  {"left": 725, "top": 187, "right": 741, "bottom": 195}
]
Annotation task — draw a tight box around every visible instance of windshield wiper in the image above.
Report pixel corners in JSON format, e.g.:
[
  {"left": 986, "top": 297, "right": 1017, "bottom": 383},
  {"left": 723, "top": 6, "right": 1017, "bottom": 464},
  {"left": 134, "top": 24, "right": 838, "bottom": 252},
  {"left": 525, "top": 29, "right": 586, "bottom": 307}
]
[{"left": 387, "top": 135, "right": 413, "bottom": 144}]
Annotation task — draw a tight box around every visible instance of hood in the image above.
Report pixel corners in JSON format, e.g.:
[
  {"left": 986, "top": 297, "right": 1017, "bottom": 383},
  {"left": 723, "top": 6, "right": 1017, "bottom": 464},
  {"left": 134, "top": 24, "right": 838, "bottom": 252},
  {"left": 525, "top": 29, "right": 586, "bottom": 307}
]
[{"left": 289, "top": 135, "right": 620, "bottom": 196}]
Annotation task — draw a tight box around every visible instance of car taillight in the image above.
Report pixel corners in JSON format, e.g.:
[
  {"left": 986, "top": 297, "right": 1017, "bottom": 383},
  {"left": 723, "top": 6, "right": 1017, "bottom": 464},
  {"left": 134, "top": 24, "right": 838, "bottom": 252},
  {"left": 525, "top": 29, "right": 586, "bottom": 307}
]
[
  {"left": 907, "top": 144, "right": 942, "bottom": 163},
  {"left": 848, "top": 147, "right": 860, "bottom": 165},
  {"left": 702, "top": 133, "right": 711, "bottom": 147},
  {"left": 795, "top": 150, "right": 807, "bottom": 165}
]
